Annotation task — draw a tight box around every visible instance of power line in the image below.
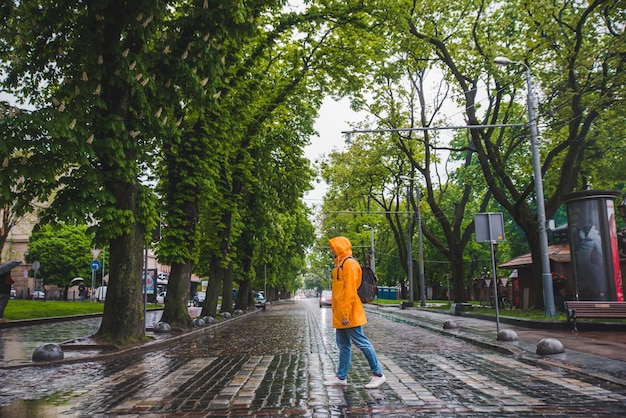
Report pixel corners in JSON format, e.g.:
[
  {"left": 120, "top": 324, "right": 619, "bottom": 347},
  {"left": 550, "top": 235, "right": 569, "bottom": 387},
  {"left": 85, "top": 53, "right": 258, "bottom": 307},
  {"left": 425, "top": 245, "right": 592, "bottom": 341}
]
[{"left": 342, "top": 123, "right": 525, "bottom": 137}]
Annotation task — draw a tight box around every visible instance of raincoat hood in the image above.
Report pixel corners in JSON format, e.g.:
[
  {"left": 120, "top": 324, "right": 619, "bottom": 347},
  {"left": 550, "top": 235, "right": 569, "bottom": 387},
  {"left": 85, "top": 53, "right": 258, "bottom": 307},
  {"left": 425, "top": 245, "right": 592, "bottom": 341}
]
[{"left": 329, "top": 236, "right": 353, "bottom": 265}]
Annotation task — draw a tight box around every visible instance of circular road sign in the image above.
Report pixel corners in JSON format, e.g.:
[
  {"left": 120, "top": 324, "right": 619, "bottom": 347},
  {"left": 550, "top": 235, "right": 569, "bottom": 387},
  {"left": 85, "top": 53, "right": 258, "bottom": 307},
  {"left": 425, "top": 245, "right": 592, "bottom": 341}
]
[{"left": 90, "top": 260, "right": 101, "bottom": 271}]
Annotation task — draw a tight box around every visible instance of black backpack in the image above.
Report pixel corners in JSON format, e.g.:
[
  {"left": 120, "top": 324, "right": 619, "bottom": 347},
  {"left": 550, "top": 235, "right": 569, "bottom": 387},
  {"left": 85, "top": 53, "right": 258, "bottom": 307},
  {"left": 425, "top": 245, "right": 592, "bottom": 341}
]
[{"left": 340, "top": 257, "right": 379, "bottom": 304}]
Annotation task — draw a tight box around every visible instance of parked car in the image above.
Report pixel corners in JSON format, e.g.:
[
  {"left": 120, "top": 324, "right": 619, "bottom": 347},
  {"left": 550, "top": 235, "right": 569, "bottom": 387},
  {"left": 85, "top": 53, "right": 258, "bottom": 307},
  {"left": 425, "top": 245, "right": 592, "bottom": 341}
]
[
  {"left": 193, "top": 291, "right": 206, "bottom": 307},
  {"left": 253, "top": 291, "right": 266, "bottom": 310},
  {"left": 319, "top": 290, "right": 332, "bottom": 307},
  {"left": 157, "top": 291, "right": 166, "bottom": 304},
  {"left": 30, "top": 290, "right": 45, "bottom": 300}
]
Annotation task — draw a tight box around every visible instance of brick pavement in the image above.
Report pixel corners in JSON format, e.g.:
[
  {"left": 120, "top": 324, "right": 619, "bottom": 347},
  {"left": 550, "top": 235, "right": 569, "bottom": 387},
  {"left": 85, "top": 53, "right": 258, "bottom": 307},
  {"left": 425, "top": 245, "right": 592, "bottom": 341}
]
[
  {"left": 1, "top": 300, "right": 626, "bottom": 416},
  {"left": 381, "top": 304, "right": 626, "bottom": 385}
]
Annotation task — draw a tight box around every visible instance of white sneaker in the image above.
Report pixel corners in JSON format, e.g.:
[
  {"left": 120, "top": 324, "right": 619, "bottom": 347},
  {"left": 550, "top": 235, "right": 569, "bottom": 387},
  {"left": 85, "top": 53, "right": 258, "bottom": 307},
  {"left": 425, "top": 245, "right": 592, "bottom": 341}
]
[
  {"left": 364, "top": 374, "right": 386, "bottom": 389},
  {"left": 323, "top": 376, "right": 348, "bottom": 386}
]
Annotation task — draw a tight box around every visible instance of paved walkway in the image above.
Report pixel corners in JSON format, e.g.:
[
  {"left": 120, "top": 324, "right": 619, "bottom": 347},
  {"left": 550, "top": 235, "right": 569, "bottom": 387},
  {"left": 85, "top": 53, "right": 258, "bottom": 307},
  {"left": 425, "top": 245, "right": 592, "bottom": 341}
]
[
  {"left": 1, "top": 300, "right": 626, "bottom": 416},
  {"left": 373, "top": 304, "right": 626, "bottom": 386},
  {"left": 3, "top": 302, "right": 626, "bottom": 385},
  {"left": 3, "top": 303, "right": 626, "bottom": 387}
]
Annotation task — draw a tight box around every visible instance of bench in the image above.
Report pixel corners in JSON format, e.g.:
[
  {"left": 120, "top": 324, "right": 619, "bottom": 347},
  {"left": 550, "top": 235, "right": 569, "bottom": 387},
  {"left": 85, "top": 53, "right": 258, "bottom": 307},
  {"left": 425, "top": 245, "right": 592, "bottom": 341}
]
[{"left": 564, "top": 301, "right": 626, "bottom": 332}]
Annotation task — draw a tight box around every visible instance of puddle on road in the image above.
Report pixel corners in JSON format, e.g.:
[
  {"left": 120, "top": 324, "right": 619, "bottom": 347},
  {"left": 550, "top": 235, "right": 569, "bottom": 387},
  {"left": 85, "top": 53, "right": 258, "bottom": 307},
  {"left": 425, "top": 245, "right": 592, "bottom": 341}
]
[
  {"left": 0, "top": 311, "right": 165, "bottom": 364},
  {"left": 0, "top": 398, "right": 80, "bottom": 417},
  {"left": 0, "top": 319, "right": 102, "bottom": 364}
]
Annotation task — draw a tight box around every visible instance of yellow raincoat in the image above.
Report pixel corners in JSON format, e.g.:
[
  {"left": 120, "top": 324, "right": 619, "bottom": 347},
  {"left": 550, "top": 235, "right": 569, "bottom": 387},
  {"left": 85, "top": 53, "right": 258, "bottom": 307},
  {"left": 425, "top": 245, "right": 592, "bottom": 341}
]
[{"left": 329, "top": 236, "right": 367, "bottom": 329}]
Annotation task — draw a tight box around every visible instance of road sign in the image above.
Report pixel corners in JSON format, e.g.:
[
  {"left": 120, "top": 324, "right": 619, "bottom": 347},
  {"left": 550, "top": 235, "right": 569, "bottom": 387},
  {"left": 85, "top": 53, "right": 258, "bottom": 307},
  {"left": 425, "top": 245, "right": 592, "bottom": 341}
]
[
  {"left": 32, "top": 260, "right": 40, "bottom": 272},
  {"left": 474, "top": 212, "right": 505, "bottom": 242},
  {"left": 90, "top": 260, "right": 101, "bottom": 271},
  {"left": 91, "top": 248, "right": 102, "bottom": 259}
]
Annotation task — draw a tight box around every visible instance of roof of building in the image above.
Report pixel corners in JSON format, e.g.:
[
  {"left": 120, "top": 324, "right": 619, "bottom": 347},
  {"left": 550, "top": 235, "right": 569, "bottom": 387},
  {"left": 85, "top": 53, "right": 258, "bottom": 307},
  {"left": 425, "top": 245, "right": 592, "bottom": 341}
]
[{"left": 498, "top": 242, "right": 571, "bottom": 269}]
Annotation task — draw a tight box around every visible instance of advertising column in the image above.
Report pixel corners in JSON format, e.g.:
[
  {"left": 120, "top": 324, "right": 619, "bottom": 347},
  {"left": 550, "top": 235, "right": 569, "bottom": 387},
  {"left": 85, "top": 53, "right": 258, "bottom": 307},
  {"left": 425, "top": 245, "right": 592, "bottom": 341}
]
[{"left": 563, "top": 190, "right": 623, "bottom": 301}]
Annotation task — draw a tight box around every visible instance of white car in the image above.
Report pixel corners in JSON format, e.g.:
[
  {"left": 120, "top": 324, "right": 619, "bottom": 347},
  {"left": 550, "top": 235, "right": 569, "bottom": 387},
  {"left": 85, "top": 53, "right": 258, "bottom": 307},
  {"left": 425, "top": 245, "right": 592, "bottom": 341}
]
[
  {"left": 253, "top": 291, "right": 266, "bottom": 310},
  {"left": 31, "top": 290, "right": 45, "bottom": 300},
  {"left": 319, "top": 290, "right": 332, "bottom": 307},
  {"left": 157, "top": 291, "right": 166, "bottom": 304}
]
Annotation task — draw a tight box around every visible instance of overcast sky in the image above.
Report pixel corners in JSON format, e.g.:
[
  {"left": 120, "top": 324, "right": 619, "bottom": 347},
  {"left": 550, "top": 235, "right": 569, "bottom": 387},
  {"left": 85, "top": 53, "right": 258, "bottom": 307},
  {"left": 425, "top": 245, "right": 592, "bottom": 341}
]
[{"left": 303, "top": 97, "right": 365, "bottom": 210}]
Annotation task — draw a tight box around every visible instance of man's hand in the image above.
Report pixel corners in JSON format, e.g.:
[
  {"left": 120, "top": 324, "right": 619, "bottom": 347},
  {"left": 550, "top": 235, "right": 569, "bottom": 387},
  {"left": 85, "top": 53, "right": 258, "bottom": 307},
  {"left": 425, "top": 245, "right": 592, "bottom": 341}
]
[{"left": 341, "top": 318, "right": 350, "bottom": 326}]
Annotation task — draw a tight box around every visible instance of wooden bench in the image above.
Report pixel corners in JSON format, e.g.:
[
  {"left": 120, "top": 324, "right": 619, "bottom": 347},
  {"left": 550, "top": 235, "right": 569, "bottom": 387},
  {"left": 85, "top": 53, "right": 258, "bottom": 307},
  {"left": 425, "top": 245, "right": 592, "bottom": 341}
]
[{"left": 564, "top": 301, "right": 626, "bottom": 332}]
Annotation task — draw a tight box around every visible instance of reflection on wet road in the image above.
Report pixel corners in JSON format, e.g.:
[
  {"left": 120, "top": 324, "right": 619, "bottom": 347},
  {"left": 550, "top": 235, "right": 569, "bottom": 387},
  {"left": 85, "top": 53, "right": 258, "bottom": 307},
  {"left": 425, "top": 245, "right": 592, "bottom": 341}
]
[
  {"left": 0, "top": 311, "right": 164, "bottom": 364},
  {"left": 1, "top": 299, "right": 626, "bottom": 417}
]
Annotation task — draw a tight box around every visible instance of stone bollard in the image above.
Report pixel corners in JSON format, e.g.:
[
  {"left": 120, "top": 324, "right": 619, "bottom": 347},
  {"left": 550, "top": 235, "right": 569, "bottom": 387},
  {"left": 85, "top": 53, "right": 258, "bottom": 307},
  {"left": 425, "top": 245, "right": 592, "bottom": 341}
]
[
  {"left": 32, "top": 343, "right": 64, "bottom": 362},
  {"left": 536, "top": 337, "right": 565, "bottom": 355},
  {"left": 153, "top": 322, "right": 172, "bottom": 333},
  {"left": 192, "top": 318, "right": 206, "bottom": 327},
  {"left": 222, "top": 312, "right": 232, "bottom": 319},
  {"left": 443, "top": 320, "right": 459, "bottom": 329},
  {"left": 233, "top": 309, "right": 244, "bottom": 316},
  {"left": 203, "top": 316, "right": 216, "bottom": 324},
  {"left": 496, "top": 329, "right": 519, "bottom": 342}
]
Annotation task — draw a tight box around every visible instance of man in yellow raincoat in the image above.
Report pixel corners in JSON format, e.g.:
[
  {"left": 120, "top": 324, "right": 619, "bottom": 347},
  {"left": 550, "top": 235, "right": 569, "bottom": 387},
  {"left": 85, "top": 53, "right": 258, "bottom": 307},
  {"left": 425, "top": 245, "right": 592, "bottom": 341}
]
[{"left": 324, "top": 236, "right": 386, "bottom": 389}]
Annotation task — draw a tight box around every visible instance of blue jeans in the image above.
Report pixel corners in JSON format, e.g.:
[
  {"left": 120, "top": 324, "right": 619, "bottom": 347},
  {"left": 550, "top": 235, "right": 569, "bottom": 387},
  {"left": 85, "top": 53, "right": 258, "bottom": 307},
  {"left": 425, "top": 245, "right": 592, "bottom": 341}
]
[{"left": 335, "top": 326, "right": 382, "bottom": 379}]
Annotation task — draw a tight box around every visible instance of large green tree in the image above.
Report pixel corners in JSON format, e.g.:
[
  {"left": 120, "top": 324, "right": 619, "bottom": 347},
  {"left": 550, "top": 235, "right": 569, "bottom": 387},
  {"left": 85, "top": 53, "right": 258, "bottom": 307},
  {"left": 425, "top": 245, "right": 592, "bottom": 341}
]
[
  {"left": 25, "top": 224, "right": 93, "bottom": 290},
  {"left": 404, "top": 0, "right": 625, "bottom": 312},
  {"left": 191, "top": 1, "right": 384, "bottom": 317},
  {"left": 1, "top": 1, "right": 171, "bottom": 342},
  {"left": 153, "top": 1, "right": 283, "bottom": 327},
  {"left": 319, "top": 0, "right": 625, "bottom": 312}
]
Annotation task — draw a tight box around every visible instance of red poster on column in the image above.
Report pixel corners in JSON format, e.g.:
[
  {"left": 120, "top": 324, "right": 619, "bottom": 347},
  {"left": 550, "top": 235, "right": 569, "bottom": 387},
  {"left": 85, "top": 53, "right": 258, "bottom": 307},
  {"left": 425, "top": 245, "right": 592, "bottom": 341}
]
[{"left": 607, "top": 201, "right": 624, "bottom": 301}]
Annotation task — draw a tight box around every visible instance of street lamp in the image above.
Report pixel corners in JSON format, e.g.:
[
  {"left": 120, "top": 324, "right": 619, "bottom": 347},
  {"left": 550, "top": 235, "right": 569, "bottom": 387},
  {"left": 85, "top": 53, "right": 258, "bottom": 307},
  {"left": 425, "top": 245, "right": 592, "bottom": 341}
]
[
  {"left": 363, "top": 225, "right": 376, "bottom": 274},
  {"left": 494, "top": 56, "right": 557, "bottom": 317},
  {"left": 400, "top": 176, "right": 426, "bottom": 307}
]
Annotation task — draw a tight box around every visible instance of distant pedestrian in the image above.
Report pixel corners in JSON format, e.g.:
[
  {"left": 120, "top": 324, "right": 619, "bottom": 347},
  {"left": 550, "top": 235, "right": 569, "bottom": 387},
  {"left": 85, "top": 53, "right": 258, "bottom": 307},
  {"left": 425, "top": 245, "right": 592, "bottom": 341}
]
[
  {"left": 0, "top": 272, "right": 14, "bottom": 322},
  {"left": 324, "top": 236, "right": 386, "bottom": 389},
  {"left": 78, "top": 283, "right": 86, "bottom": 302}
]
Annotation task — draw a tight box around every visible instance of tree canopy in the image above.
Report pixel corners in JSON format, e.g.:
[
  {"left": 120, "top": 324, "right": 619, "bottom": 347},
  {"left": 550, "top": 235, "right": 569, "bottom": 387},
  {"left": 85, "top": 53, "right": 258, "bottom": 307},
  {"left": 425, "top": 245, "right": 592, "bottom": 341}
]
[
  {"left": 25, "top": 224, "right": 93, "bottom": 289},
  {"left": 1, "top": 0, "right": 624, "bottom": 337}
]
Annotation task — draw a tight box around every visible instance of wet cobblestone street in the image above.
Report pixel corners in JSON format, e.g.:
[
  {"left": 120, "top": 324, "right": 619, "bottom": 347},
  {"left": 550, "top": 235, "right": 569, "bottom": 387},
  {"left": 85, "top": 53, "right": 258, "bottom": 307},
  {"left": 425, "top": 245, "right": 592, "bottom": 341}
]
[{"left": 1, "top": 299, "right": 626, "bottom": 416}]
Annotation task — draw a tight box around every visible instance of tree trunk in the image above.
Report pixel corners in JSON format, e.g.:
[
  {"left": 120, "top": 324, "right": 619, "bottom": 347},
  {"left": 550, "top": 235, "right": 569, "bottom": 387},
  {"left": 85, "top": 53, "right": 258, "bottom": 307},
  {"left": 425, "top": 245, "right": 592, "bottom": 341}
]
[
  {"left": 203, "top": 256, "right": 222, "bottom": 318},
  {"left": 97, "top": 208, "right": 145, "bottom": 342},
  {"left": 450, "top": 256, "right": 467, "bottom": 303},
  {"left": 221, "top": 262, "right": 234, "bottom": 314},
  {"left": 236, "top": 279, "right": 251, "bottom": 310},
  {"left": 527, "top": 230, "right": 546, "bottom": 310},
  {"left": 160, "top": 261, "right": 192, "bottom": 328}
]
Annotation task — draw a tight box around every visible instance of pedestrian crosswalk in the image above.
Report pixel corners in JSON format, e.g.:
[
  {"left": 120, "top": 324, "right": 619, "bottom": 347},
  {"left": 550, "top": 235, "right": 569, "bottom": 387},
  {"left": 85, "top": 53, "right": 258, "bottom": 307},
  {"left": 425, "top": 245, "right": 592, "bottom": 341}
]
[
  {"left": 479, "top": 353, "right": 626, "bottom": 403},
  {"left": 3, "top": 301, "right": 626, "bottom": 416},
  {"left": 378, "top": 354, "right": 442, "bottom": 406},
  {"left": 319, "top": 350, "right": 626, "bottom": 415},
  {"left": 36, "top": 348, "right": 624, "bottom": 416}
]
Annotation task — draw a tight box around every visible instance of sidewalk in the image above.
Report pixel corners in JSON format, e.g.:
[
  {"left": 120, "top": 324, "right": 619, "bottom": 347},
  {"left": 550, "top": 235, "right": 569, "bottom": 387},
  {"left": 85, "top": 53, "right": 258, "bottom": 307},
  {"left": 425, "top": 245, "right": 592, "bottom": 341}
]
[{"left": 371, "top": 304, "right": 626, "bottom": 386}]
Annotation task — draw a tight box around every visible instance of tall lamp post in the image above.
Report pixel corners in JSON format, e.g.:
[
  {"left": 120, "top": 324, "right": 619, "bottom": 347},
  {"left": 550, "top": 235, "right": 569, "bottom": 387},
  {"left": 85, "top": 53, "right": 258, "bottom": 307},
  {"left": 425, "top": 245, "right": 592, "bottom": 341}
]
[
  {"left": 400, "top": 176, "right": 426, "bottom": 307},
  {"left": 494, "top": 56, "right": 557, "bottom": 317},
  {"left": 363, "top": 225, "right": 376, "bottom": 274}
]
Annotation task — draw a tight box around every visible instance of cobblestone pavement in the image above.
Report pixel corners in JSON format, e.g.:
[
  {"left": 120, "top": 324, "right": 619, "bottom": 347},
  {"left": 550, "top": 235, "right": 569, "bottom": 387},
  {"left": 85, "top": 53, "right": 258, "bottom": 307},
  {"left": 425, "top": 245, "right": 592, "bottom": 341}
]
[{"left": 1, "top": 299, "right": 626, "bottom": 417}]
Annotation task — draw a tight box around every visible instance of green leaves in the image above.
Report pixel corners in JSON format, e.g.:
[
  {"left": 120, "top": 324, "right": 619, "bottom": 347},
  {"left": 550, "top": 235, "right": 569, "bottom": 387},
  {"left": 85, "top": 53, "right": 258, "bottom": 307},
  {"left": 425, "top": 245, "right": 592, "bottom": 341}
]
[{"left": 26, "top": 223, "right": 93, "bottom": 287}]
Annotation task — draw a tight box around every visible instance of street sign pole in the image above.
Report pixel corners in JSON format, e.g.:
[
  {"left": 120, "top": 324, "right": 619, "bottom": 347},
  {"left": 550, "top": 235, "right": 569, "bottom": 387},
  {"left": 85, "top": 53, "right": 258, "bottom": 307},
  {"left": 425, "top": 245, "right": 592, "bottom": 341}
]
[
  {"left": 90, "top": 259, "right": 101, "bottom": 301},
  {"left": 475, "top": 213, "right": 506, "bottom": 333}
]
